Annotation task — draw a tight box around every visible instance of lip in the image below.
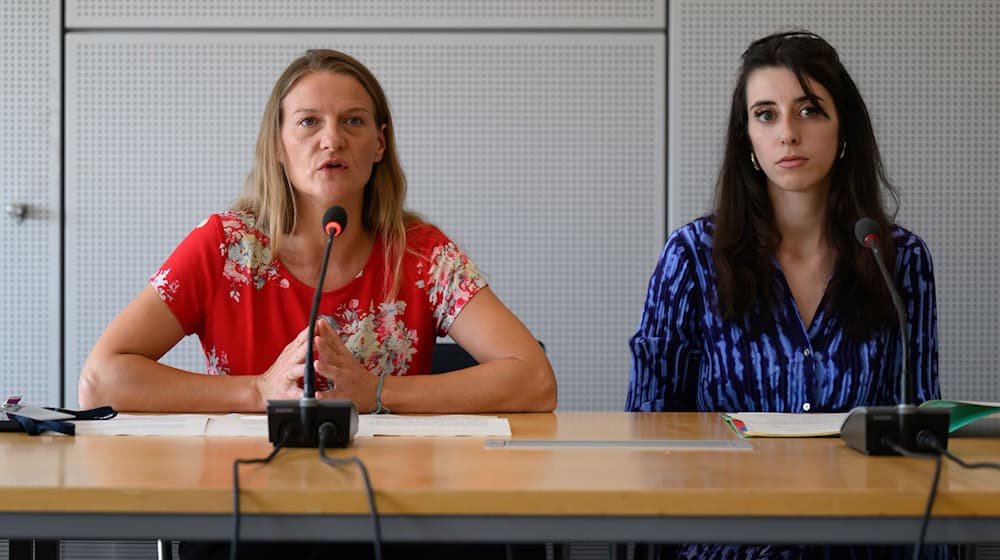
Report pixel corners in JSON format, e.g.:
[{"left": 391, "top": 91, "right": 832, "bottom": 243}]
[
  {"left": 776, "top": 155, "right": 808, "bottom": 168},
  {"left": 317, "top": 159, "right": 347, "bottom": 172}
]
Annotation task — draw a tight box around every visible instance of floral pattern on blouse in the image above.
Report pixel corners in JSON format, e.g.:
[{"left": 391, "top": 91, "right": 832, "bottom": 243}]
[
  {"left": 218, "top": 212, "right": 289, "bottom": 302},
  {"left": 205, "top": 345, "right": 230, "bottom": 376},
  {"left": 150, "top": 269, "right": 180, "bottom": 302},
  {"left": 321, "top": 298, "right": 419, "bottom": 379},
  {"left": 151, "top": 214, "right": 486, "bottom": 380},
  {"left": 418, "top": 241, "right": 488, "bottom": 332}
]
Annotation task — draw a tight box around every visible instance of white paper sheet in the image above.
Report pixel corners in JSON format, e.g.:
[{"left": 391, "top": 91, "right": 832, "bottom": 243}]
[
  {"left": 357, "top": 414, "right": 511, "bottom": 437},
  {"left": 204, "top": 414, "right": 268, "bottom": 437},
  {"left": 71, "top": 414, "right": 209, "bottom": 436},
  {"left": 68, "top": 413, "right": 510, "bottom": 437}
]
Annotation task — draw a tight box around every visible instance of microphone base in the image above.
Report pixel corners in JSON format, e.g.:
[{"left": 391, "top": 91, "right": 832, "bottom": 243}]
[
  {"left": 267, "top": 399, "right": 358, "bottom": 448},
  {"left": 840, "top": 405, "right": 950, "bottom": 456}
]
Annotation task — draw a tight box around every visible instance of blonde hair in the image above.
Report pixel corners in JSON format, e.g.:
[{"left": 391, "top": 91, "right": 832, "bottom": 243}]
[{"left": 233, "top": 49, "right": 420, "bottom": 298}]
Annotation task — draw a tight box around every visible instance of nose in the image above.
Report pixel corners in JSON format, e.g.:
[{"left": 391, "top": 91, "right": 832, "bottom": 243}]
[
  {"left": 320, "top": 122, "right": 346, "bottom": 151},
  {"left": 777, "top": 114, "right": 800, "bottom": 145}
]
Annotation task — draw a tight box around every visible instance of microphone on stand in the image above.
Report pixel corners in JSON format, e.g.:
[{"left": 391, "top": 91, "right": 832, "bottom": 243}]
[
  {"left": 840, "top": 218, "right": 948, "bottom": 455},
  {"left": 267, "top": 205, "right": 358, "bottom": 448}
]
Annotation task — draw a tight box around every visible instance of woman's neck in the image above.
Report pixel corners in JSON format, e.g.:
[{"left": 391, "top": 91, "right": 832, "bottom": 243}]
[
  {"left": 769, "top": 188, "right": 830, "bottom": 258},
  {"left": 280, "top": 203, "right": 375, "bottom": 291}
]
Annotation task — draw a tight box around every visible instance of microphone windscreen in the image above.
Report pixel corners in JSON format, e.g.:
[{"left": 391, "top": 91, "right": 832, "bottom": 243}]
[
  {"left": 322, "top": 205, "right": 348, "bottom": 237},
  {"left": 854, "top": 217, "right": 881, "bottom": 247}
]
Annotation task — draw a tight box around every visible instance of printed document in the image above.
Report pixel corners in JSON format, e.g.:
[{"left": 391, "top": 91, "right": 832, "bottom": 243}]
[{"left": 68, "top": 413, "right": 510, "bottom": 437}]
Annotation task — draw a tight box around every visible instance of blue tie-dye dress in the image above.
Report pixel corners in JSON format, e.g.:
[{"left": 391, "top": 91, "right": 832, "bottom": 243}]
[{"left": 626, "top": 216, "right": 948, "bottom": 560}]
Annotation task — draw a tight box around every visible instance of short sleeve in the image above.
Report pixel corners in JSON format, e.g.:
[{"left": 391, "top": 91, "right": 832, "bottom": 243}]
[
  {"left": 413, "top": 226, "right": 488, "bottom": 336},
  {"left": 149, "top": 215, "right": 225, "bottom": 335},
  {"left": 626, "top": 227, "right": 704, "bottom": 412}
]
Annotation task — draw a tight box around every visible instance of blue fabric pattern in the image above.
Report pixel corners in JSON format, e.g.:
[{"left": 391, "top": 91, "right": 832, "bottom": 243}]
[{"left": 627, "top": 216, "right": 947, "bottom": 560}]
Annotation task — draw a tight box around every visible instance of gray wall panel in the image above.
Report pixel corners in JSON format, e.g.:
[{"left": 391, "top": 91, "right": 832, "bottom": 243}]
[
  {"left": 66, "top": 0, "right": 665, "bottom": 29},
  {"left": 64, "top": 33, "right": 666, "bottom": 411},
  {"left": 0, "top": 0, "right": 61, "bottom": 406},
  {"left": 669, "top": 1, "right": 1000, "bottom": 401}
]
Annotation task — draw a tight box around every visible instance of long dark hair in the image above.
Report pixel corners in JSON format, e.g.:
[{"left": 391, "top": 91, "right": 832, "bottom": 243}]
[{"left": 712, "top": 30, "right": 898, "bottom": 338}]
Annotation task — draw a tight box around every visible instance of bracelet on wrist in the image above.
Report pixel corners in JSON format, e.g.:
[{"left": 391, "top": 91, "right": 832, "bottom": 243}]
[{"left": 373, "top": 372, "right": 391, "bottom": 414}]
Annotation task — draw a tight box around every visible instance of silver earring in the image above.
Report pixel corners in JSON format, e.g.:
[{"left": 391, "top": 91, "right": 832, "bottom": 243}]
[
  {"left": 750, "top": 152, "right": 761, "bottom": 171},
  {"left": 839, "top": 141, "right": 847, "bottom": 160}
]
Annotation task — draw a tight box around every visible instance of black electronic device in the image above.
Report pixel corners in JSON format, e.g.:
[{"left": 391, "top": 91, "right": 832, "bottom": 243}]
[{"left": 267, "top": 398, "right": 357, "bottom": 448}]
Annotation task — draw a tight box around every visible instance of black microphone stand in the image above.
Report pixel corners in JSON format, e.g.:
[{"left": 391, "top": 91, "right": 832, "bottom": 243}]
[
  {"left": 267, "top": 206, "right": 357, "bottom": 448},
  {"left": 840, "top": 219, "right": 949, "bottom": 455}
]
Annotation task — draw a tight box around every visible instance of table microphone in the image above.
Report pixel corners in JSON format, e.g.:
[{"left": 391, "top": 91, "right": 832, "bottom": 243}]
[
  {"left": 267, "top": 205, "right": 358, "bottom": 448},
  {"left": 840, "top": 218, "right": 949, "bottom": 455}
]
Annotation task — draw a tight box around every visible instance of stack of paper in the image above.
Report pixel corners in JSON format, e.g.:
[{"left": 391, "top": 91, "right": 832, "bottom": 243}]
[{"left": 723, "top": 412, "right": 848, "bottom": 438}]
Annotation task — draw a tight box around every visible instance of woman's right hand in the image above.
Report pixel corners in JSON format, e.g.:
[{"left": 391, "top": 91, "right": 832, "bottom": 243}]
[{"left": 253, "top": 327, "right": 311, "bottom": 408}]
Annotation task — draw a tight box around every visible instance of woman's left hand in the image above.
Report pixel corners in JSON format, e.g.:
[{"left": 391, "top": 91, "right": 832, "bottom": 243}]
[{"left": 313, "top": 319, "right": 378, "bottom": 412}]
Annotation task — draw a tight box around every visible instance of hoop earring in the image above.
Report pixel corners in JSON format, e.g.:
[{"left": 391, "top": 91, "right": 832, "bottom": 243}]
[
  {"left": 839, "top": 141, "right": 847, "bottom": 160},
  {"left": 750, "top": 152, "right": 761, "bottom": 171}
]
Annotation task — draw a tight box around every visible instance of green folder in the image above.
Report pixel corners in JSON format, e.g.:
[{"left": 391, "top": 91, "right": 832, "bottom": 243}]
[{"left": 919, "top": 400, "right": 1000, "bottom": 432}]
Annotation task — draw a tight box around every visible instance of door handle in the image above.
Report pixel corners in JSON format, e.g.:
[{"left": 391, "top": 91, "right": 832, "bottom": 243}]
[{"left": 5, "top": 203, "right": 28, "bottom": 223}]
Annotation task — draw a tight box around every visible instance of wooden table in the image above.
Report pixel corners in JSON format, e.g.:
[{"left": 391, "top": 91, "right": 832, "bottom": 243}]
[{"left": 1, "top": 412, "right": 999, "bottom": 545}]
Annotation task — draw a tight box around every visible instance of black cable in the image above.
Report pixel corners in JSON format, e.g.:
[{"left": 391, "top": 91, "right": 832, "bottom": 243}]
[
  {"left": 885, "top": 433, "right": 1000, "bottom": 560},
  {"left": 231, "top": 432, "right": 289, "bottom": 560},
  {"left": 318, "top": 422, "right": 383, "bottom": 560},
  {"left": 918, "top": 432, "right": 1000, "bottom": 471},
  {"left": 883, "top": 438, "right": 943, "bottom": 560},
  {"left": 913, "top": 433, "right": 1000, "bottom": 560}
]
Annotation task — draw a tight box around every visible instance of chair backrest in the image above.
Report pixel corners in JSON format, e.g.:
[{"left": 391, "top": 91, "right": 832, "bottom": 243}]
[
  {"left": 431, "top": 343, "right": 478, "bottom": 374},
  {"left": 430, "top": 341, "right": 546, "bottom": 374}
]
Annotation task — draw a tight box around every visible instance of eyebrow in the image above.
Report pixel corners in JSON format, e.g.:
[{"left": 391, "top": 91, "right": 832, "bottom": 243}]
[
  {"left": 749, "top": 95, "right": 825, "bottom": 110},
  {"left": 289, "top": 106, "right": 374, "bottom": 116}
]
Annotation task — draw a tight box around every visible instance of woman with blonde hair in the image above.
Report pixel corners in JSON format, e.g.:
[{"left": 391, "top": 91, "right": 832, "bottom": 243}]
[
  {"left": 80, "top": 48, "right": 555, "bottom": 418},
  {"left": 80, "top": 46, "right": 552, "bottom": 560}
]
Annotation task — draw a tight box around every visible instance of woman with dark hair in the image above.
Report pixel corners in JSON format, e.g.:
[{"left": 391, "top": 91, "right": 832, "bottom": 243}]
[{"left": 627, "top": 31, "right": 945, "bottom": 559}]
